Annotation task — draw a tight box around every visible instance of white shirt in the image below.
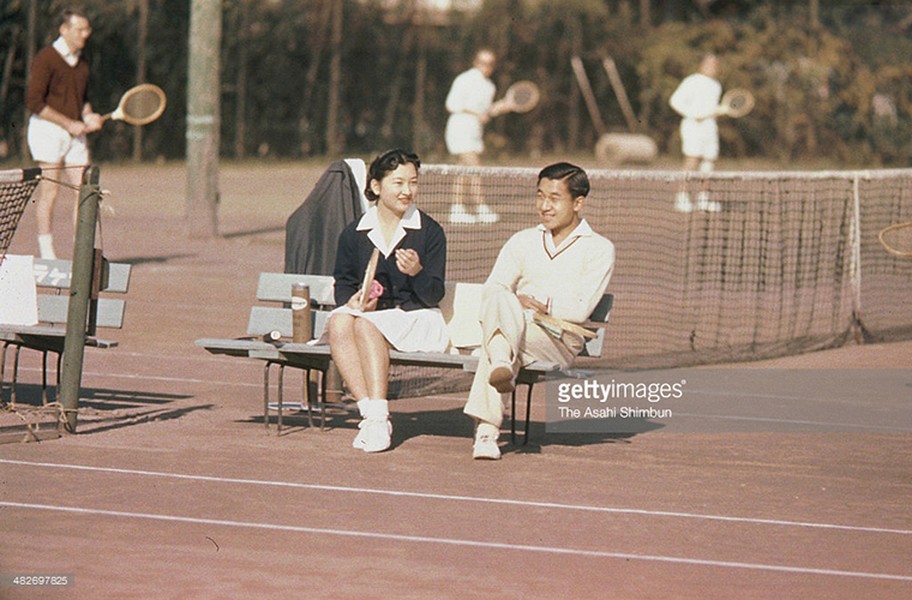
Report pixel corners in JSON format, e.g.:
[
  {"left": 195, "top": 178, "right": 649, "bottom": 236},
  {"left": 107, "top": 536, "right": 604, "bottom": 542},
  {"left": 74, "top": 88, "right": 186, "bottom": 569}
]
[
  {"left": 52, "top": 36, "right": 80, "bottom": 67},
  {"left": 669, "top": 72, "right": 722, "bottom": 122},
  {"left": 444, "top": 67, "right": 496, "bottom": 155},
  {"left": 355, "top": 204, "right": 421, "bottom": 258}
]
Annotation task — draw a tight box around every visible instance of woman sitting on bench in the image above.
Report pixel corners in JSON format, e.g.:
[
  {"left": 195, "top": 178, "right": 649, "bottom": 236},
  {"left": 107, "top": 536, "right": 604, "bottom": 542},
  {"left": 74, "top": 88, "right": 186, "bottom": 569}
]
[{"left": 326, "top": 148, "right": 448, "bottom": 453}]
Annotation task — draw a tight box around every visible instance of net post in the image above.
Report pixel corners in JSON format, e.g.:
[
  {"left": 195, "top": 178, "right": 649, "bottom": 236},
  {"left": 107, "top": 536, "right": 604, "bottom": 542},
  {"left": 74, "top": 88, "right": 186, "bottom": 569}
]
[
  {"left": 57, "top": 166, "right": 101, "bottom": 433},
  {"left": 849, "top": 173, "right": 864, "bottom": 344}
]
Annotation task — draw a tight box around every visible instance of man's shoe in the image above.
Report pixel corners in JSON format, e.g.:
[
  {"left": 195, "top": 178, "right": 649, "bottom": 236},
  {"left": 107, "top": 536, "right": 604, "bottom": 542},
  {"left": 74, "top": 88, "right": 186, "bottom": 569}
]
[
  {"left": 449, "top": 204, "right": 476, "bottom": 224},
  {"left": 674, "top": 191, "right": 693, "bottom": 213},
  {"left": 473, "top": 424, "right": 501, "bottom": 460},
  {"left": 488, "top": 364, "right": 514, "bottom": 394},
  {"left": 476, "top": 203, "right": 500, "bottom": 224},
  {"left": 696, "top": 191, "right": 721, "bottom": 212}
]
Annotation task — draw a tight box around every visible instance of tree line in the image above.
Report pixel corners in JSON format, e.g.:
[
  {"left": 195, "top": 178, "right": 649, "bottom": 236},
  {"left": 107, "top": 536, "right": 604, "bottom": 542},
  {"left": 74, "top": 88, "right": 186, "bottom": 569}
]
[{"left": 1, "top": 0, "right": 910, "bottom": 166}]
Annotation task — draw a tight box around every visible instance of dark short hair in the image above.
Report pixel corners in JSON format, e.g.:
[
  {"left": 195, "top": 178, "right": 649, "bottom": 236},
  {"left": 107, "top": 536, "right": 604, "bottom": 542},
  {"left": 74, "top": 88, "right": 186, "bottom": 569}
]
[
  {"left": 59, "top": 7, "right": 89, "bottom": 27},
  {"left": 538, "top": 162, "right": 590, "bottom": 198},
  {"left": 365, "top": 148, "right": 421, "bottom": 202}
]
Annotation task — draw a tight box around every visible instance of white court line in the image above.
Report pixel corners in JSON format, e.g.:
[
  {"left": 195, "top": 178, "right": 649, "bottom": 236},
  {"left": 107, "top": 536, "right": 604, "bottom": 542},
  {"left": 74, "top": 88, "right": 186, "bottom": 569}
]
[
  {"left": 2, "top": 459, "right": 910, "bottom": 536},
  {"left": 2, "top": 500, "right": 910, "bottom": 582},
  {"left": 672, "top": 411, "right": 912, "bottom": 432}
]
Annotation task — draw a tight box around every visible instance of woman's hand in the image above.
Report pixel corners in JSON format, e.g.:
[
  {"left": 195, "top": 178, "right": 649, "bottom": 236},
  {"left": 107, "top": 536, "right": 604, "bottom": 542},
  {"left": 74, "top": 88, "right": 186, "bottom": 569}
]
[
  {"left": 346, "top": 289, "right": 378, "bottom": 312},
  {"left": 395, "top": 248, "right": 423, "bottom": 276}
]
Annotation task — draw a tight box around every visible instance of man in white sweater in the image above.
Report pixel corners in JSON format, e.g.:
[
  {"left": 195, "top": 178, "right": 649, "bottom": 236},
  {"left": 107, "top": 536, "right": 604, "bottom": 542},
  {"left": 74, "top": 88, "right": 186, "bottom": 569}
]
[
  {"left": 464, "top": 163, "right": 615, "bottom": 459},
  {"left": 669, "top": 53, "right": 723, "bottom": 212}
]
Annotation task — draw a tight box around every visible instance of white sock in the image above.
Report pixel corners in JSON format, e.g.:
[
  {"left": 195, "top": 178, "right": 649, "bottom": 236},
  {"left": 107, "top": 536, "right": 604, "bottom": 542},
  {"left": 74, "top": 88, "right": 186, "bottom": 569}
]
[
  {"left": 357, "top": 398, "right": 389, "bottom": 419},
  {"left": 38, "top": 234, "right": 56, "bottom": 259}
]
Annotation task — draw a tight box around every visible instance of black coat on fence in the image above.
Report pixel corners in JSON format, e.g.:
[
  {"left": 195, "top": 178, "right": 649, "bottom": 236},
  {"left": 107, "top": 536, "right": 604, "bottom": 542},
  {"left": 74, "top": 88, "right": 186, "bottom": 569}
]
[{"left": 284, "top": 159, "right": 366, "bottom": 275}]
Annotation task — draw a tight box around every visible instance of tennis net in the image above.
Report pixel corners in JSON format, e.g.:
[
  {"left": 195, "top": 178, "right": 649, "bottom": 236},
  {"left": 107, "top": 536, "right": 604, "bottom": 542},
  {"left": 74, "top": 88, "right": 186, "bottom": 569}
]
[
  {"left": 0, "top": 168, "right": 41, "bottom": 265},
  {"left": 419, "top": 165, "right": 912, "bottom": 369}
]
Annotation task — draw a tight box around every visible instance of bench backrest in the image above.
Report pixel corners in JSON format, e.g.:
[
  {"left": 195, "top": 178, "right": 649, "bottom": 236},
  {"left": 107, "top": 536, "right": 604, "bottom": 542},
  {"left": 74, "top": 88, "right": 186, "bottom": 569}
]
[
  {"left": 32, "top": 257, "right": 131, "bottom": 329},
  {"left": 249, "top": 272, "right": 612, "bottom": 358}
]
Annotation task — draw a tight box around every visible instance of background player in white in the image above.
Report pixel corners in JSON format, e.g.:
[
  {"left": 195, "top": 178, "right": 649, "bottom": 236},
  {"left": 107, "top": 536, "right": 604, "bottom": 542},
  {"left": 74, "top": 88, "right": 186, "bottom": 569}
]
[
  {"left": 444, "top": 48, "right": 500, "bottom": 224},
  {"left": 669, "top": 53, "right": 722, "bottom": 213}
]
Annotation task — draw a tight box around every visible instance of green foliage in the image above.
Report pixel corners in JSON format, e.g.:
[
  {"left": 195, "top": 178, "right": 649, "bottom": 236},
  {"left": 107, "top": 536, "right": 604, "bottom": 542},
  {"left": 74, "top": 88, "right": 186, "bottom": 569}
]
[{"left": 1, "top": 0, "right": 909, "bottom": 166}]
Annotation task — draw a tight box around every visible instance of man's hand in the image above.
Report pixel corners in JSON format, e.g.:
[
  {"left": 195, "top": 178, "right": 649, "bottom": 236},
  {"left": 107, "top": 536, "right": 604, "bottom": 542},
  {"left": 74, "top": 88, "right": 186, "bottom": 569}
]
[
  {"left": 517, "top": 294, "right": 549, "bottom": 315},
  {"left": 82, "top": 112, "right": 103, "bottom": 133},
  {"left": 65, "top": 119, "right": 89, "bottom": 137},
  {"left": 395, "top": 248, "right": 423, "bottom": 276}
]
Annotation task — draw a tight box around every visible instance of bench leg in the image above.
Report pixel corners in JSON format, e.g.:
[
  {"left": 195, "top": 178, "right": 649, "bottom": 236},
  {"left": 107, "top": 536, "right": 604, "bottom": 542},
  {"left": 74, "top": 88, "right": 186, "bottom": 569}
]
[
  {"left": 320, "top": 368, "right": 328, "bottom": 431},
  {"left": 11, "top": 345, "right": 21, "bottom": 406},
  {"left": 277, "top": 364, "right": 286, "bottom": 434},
  {"left": 523, "top": 383, "right": 534, "bottom": 445},
  {"left": 41, "top": 351, "right": 49, "bottom": 405},
  {"left": 262, "top": 361, "right": 272, "bottom": 431},
  {"left": 509, "top": 382, "right": 536, "bottom": 446},
  {"left": 0, "top": 343, "right": 8, "bottom": 404},
  {"left": 303, "top": 368, "right": 315, "bottom": 429}
]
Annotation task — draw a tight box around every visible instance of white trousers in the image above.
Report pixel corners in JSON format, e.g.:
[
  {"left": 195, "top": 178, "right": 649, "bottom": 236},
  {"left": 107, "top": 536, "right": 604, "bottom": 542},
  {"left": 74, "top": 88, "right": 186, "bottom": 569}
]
[{"left": 463, "top": 291, "right": 580, "bottom": 428}]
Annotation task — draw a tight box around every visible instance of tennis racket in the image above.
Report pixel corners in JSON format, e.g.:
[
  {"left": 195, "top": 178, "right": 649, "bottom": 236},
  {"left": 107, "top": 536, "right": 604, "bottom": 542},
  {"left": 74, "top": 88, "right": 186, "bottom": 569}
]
[
  {"left": 359, "top": 248, "right": 380, "bottom": 311},
  {"left": 489, "top": 81, "right": 540, "bottom": 117},
  {"left": 101, "top": 83, "right": 167, "bottom": 126},
  {"left": 717, "top": 88, "right": 755, "bottom": 118},
  {"left": 878, "top": 222, "right": 912, "bottom": 258}
]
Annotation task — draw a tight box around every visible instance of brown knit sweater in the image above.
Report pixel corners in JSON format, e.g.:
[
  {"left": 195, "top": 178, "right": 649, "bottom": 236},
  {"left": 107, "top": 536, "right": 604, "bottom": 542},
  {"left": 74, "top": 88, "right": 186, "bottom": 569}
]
[{"left": 26, "top": 45, "right": 91, "bottom": 121}]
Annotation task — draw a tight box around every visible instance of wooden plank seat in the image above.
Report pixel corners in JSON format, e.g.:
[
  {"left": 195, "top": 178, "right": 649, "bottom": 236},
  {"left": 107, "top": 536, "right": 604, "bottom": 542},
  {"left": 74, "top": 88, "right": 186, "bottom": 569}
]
[
  {"left": 195, "top": 273, "right": 613, "bottom": 443},
  {"left": 0, "top": 255, "right": 131, "bottom": 406}
]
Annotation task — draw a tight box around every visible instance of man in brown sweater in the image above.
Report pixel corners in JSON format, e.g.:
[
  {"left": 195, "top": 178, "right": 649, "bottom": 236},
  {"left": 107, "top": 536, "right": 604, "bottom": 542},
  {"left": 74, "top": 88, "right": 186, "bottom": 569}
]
[{"left": 26, "top": 8, "right": 102, "bottom": 259}]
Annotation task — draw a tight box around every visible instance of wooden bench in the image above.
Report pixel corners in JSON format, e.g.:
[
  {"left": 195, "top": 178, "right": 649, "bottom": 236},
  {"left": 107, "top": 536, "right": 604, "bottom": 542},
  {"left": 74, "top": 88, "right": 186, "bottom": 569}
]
[
  {"left": 0, "top": 254, "right": 131, "bottom": 406},
  {"left": 196, "top": 273, "right": 613, "bottom": 443}
]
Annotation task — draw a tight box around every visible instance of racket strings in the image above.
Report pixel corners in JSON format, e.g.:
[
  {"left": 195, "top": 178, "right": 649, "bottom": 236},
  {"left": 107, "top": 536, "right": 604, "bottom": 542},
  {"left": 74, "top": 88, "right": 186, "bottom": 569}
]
[{"left": 123, "top": 89, "right": 164, "bottom": 119}]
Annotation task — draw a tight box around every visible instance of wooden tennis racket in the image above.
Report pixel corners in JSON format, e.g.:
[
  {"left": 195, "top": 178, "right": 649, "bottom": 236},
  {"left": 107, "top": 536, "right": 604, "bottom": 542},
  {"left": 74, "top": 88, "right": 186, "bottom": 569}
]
[
  {"left": 878, "top": 221, "right": 912, "bottom": 258},
  {"left": 101, "top": 83, "right": 167, "bottom": 126},
  {"left": 489, "top": 81, "right": 540, "bottom": 117},
  {"left": 359, "top": 248, "right": 380, "bottom": 311},
  {"left": 533, "top": 313, "right": 598, "bottom": 339},
  {"left": 717, "top": 88, "right": 755, "bottom": 118}
]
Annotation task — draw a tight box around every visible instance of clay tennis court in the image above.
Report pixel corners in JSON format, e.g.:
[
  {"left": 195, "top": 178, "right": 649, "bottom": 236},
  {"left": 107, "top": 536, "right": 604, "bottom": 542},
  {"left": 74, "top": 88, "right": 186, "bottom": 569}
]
[{"left": 2, "top": 162, "right": 911, "bottom": 598}]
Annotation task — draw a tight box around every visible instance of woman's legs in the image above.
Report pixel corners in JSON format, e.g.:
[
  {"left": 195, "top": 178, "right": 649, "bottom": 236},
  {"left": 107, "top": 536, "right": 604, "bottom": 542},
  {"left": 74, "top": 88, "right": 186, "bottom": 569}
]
[
  {"left": 327, "top": 312, "right": 393, "bottom": 452},
  {"left": 353, "top": 317, "right": 391, "bottom": 399}
]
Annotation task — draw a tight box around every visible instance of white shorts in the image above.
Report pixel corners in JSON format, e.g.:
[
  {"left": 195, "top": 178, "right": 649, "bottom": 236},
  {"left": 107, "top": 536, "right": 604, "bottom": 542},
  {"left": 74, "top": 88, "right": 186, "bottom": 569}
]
[
  {"left": 680, "top": 117, "right": 718, "bottom": 161},
  {"left": 320, "top": 306, "right": 450, "bottom": 353},
  {"left": 445, "top": 113, "right": 484, "bottom": 156},
  {"left": 27, "top": 115, "right": 89, "bottom": 165}
]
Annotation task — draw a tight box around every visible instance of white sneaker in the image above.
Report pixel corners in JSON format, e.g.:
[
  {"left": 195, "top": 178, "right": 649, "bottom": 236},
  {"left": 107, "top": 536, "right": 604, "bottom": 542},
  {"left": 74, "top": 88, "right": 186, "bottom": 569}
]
[
  {"left": 449, "top": 204, "right": 476, "bottom": 224},
  {"left": 476, "top": 204, "right": 500, "bottom": 224},
  {"left": 353, "top": 417, "right": 392, "bottom": 453},
  {"left": 696, "top": 191, "right": 721, "bottom": 212},
  {"left": 472, "top": 423, "right": 501, "bottom": 460},
  {"left": 353, "top": 399, "right": 391, "bottom": 453},
  {"left": 674, "top": 192, "right": 693, "bottom": 213}
]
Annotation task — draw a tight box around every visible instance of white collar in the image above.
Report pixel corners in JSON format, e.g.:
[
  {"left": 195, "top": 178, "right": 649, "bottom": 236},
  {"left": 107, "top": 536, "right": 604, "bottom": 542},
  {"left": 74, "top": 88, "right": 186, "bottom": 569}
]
[
  {"left": 53, "top": 37, "right": 80, "bottom": 67},
  {"left": 356, "top": 204, "right": 421, "bottom": 258},
  {"left": 537, "top": 218, "right": 593, "bottom": 254}
]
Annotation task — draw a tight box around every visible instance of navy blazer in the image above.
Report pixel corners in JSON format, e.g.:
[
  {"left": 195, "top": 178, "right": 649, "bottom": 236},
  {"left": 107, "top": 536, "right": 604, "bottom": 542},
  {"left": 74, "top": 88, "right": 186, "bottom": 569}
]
[{"left": 333, "top": 210, "right": 446, "bottom": 311}]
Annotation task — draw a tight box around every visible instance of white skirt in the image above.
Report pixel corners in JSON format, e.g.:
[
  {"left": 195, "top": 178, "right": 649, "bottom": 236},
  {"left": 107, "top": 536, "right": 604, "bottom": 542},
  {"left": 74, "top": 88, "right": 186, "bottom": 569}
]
[{"left": 318, "top": 306, "right": 450, "bottom": 353}]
